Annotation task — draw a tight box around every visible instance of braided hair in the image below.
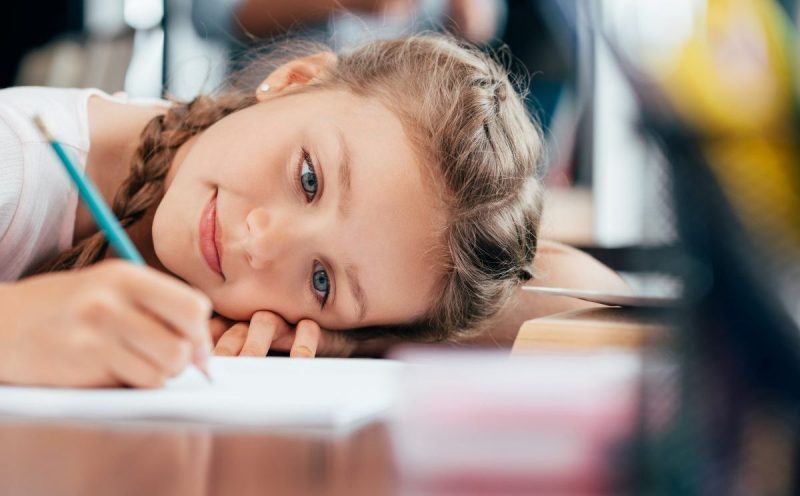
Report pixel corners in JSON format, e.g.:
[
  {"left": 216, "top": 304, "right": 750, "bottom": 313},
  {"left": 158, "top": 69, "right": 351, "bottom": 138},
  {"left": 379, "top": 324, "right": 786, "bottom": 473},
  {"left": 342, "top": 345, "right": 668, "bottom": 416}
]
[
  {"left": 31, "top": 94, "right": 257, "bottom": 274},
  {"left": 33, "top": 34, "right": 544, "bottom": 344}
]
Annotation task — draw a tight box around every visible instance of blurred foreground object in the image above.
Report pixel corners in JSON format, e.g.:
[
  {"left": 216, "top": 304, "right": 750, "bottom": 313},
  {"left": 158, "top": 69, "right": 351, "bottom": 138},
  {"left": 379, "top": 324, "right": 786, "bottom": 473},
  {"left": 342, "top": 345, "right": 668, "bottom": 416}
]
[
  {"left": 601, "top": 0, "right": 800, "bottom": 493},
  {"left": 390, "top": 348, "right": 643, "bottom": 494}
]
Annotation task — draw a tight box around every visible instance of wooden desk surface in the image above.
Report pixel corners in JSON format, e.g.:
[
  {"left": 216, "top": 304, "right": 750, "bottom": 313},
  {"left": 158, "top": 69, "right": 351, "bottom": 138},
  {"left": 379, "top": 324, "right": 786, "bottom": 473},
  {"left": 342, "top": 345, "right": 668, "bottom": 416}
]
[
  {"left": 0, "top": 308, "right": 661, "bottom": 496},
  {"left": 0, "top": 419, "right": 395, "bottom": 496},
  {"left": 512, "top": 306, "right": 671, "bottom": 353}
]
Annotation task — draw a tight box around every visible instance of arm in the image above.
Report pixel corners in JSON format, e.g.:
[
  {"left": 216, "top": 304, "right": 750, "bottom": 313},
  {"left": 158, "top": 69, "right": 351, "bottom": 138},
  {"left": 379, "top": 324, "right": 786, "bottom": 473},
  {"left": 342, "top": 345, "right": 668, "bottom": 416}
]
[
  {"left": 350, "top": 240, "right": 629, "bottom": 354},
  {"left": 459, "top": 240, "right": 630, "bottom": 347}
]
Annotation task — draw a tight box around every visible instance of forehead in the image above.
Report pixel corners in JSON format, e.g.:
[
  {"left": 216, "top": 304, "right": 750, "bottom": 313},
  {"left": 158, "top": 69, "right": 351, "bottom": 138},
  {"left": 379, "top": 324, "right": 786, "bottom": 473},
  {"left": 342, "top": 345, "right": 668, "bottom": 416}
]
[{"left": 300, "top": 89, "right": 448, "bottom": 325}]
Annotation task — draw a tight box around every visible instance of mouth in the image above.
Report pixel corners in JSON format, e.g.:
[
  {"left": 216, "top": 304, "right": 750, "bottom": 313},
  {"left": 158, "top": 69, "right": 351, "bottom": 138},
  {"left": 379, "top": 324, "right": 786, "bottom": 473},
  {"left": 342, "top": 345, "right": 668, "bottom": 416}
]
[{"left": 199, "top": 189, "right": 224, "bottom": 278}]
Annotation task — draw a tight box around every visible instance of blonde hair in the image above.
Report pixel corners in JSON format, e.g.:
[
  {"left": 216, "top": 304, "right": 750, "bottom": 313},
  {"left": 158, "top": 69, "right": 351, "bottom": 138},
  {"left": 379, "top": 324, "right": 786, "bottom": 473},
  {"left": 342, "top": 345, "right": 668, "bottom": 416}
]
[{"left": 36, "top": 34, "right": 544, "bottom": 342}]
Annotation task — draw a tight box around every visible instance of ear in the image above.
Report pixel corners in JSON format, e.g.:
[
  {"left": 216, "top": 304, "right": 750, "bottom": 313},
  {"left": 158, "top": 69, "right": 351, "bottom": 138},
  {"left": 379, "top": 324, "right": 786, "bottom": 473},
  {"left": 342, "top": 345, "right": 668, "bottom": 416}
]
[{"left": 256, "top": 51, "right": 338, "bottom": 102}]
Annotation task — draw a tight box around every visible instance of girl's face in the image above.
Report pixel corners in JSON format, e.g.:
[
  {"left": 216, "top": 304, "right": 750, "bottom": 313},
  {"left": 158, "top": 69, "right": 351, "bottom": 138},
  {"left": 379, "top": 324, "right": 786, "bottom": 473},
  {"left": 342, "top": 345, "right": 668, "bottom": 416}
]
[{"left": 152, "top": 89, "right": 447, "bottom": 330}]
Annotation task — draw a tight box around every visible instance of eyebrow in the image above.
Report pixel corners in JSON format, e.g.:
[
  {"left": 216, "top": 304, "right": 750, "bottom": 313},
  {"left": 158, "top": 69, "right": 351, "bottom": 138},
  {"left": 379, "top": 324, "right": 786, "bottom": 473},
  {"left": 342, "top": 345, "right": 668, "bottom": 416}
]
[
  {"left": 345, "top": 264, "right": 368, "bottom": 323},
  {"left": 331, "top": 127, "right": 366, "bottom": 322},
  {"left": 334, "top": 127, "right": 352, "bottom": 216}
]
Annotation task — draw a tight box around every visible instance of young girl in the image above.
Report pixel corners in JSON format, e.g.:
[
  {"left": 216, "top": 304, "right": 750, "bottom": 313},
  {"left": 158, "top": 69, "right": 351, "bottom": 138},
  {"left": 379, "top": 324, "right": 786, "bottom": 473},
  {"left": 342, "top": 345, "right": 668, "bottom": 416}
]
[{"left": 0, "top": 34, "right": 624, "bottom": 388}]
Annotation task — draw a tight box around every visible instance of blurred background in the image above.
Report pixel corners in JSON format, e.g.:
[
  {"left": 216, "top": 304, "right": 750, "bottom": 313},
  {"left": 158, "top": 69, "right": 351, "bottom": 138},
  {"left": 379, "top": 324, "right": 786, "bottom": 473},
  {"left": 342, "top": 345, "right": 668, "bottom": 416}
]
[
  {"left": 4, "top": 0, "right": 800, "bottom": 494},
  {"left": 0, "top": 0, "right": 683, "bottom": 296}
]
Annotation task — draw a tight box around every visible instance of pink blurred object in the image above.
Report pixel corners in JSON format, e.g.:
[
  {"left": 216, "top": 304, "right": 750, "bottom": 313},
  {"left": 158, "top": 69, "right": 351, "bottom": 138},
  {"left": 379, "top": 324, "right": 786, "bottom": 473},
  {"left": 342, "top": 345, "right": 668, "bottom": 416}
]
[{"left": 389, "top": 348, "right": 642, "bottom": 495}]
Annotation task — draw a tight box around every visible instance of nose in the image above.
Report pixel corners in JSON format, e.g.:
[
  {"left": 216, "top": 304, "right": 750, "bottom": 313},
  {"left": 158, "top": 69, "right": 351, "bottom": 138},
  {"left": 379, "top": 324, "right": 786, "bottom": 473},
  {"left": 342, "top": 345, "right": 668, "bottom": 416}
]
[{"left": 243, "top": 207, "right": 294, "bottom": 270}]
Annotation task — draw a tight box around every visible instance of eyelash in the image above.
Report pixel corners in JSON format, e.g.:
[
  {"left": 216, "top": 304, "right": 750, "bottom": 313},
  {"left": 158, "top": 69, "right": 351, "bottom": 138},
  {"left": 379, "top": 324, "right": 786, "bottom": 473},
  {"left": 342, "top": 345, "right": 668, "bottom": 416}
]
[
  {"left": 311, "top": 260, "right": 331, "bottom": 309},
  {"left": 296, "top": 148, "right": 331, "bottom": 308},
  {"left": 297, "top": 148, "right": 319, "bottom": 203}
]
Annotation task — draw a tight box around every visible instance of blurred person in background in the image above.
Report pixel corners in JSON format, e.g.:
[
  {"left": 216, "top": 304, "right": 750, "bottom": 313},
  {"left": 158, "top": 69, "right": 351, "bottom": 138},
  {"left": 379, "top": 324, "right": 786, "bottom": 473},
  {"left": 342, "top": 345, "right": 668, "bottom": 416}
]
[{"left": 192, "top": 0, "right": 507, "bottom": 49}]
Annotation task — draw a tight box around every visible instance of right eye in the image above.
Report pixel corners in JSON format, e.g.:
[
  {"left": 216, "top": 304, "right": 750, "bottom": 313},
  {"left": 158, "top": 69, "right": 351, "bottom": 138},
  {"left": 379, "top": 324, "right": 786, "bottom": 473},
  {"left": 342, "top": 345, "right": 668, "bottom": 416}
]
[
  {"left": 311, "top": 260, "right": 331, "bottom": 308},
  {"left": 298, "top": 149, "right": 318, "bottom": 202}
]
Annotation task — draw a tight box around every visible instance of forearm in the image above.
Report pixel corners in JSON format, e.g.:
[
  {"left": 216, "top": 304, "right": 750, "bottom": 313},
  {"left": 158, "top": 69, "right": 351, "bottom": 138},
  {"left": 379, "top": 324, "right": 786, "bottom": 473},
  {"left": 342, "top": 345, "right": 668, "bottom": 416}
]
[
  {"left": 0, "top": 283, "right": 18, "bottom": 382},
  {"left": 459, "top": 241, "right": 630, "bottom": 348}
]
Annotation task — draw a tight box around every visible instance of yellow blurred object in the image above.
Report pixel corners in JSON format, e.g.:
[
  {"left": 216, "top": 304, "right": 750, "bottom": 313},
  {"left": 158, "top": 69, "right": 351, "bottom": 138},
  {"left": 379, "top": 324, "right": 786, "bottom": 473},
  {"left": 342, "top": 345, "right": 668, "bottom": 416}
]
[
  {"left": 655, "top": 0, "right": 800, "bottom": 258},
  {"left": 661, "top": 0, "right": 794, "bottom": 135},
  {"left": 704, "top": 137, "right": 800, "bottom": 253}
]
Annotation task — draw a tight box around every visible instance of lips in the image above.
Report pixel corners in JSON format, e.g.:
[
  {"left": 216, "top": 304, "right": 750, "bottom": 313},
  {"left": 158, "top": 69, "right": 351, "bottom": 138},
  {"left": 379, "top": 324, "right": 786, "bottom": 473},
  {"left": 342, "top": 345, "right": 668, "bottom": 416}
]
[{"left": 199, "top": 190, "right": 224, "bottom": 277}]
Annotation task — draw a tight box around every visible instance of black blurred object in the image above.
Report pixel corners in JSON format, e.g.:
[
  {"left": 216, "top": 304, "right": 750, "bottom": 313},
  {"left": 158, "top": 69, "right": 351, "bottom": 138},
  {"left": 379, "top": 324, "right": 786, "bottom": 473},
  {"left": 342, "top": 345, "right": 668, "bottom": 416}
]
[
  {"left": 0, "top": 2, "right": 83, "bottom": 88},
  {"left": 639, "top": 109, "right": 800, "bottom": 495},
  {"left": 539, "top": 0, "right": 800, "bottom": 493},
  {"left": 602, "top": 6, "right": 800, "bottom": 496},
  {"left": 502, "top": 1, "right": 574, "bottom": 134}
]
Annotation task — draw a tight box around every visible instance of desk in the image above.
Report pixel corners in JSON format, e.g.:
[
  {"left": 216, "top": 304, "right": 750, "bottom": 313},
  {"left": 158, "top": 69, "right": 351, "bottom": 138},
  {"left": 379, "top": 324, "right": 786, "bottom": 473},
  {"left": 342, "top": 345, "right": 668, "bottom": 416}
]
[
  {"left": 0, "top": 419, "right": 395, "bottom": 496},
  {"left": 0, "top": 308, "right": 664, "bottom": 496},
  {"left": 512, "top": 306, "right": 670, "bottom": 353}
]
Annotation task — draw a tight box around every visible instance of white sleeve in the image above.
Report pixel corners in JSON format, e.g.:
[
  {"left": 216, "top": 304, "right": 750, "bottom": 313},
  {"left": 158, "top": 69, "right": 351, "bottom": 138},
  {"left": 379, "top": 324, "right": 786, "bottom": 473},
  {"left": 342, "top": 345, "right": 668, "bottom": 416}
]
[
  {"left": 0, "top": 86, "right": 93, "bottom": 281},
  {"left": 0, "top": 114, "right": 24, "bottom": 246}
]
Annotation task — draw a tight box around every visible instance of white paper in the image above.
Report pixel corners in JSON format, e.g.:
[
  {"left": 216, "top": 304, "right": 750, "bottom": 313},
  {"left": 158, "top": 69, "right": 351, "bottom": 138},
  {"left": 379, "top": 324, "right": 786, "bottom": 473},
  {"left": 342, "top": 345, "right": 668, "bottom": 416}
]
[
  {"left": 521, "top": 286, "right": 678, "bottom": 308},
  {"left": 0, "top": 357, "right": 403, "bottom": 429}
]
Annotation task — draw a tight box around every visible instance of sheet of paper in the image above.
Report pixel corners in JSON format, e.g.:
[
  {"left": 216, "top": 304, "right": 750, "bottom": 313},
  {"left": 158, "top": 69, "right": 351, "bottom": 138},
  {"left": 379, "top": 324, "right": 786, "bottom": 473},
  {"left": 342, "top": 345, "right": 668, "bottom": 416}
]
[
  {"left": 521, "top": 286, "right": 679, "bottom": 308},
  {"left": 0, "top": 357, "right": 403, "bottom": 429}
]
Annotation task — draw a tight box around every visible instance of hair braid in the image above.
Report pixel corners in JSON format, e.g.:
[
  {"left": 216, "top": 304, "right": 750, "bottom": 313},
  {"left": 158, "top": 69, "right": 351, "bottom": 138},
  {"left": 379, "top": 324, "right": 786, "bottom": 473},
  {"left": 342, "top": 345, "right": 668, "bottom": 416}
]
[
  {"left": 322, "top": 35, "right": 544, "bottom": 342},
  {"left": 30, "top": 93, "right": 257, "bottom": 275},
  {"left": 30, "top": 33, "right": 544, "bottom": 346}
]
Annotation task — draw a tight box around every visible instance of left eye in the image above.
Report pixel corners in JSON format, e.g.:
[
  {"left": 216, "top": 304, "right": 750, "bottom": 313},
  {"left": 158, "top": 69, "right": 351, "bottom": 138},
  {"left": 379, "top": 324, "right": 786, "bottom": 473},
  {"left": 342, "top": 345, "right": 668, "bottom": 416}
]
[
  {"left": 311, "top": 261, "right": 330, "bottom": 306},
  {"left": 299, "top": 151, "right": 318, "bottom": 201}
]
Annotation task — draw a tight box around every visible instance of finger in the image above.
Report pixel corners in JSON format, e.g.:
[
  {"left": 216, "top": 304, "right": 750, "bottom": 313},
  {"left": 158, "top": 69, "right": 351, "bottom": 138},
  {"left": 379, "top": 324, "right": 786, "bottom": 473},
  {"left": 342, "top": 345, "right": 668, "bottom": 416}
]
[
  {"left": 291, "top": 320, "right": 321, "bottom": 358},
  {"left": 109, "top": 262, "right": 213, "bottom": 347},
  {"left": 209, "top": 315, "right": 234, "bottom": 344},
  {"left": 269, "top": 326, "right": 296, "bottom": 351},
  {"left": 240, "top": 311, "right": 284, "bottom": 357},
  {"left": 111, "top": 306, "right": 193, "bottom": 377},
  {"left": 213, "top": 323, "right": 248, "bottom": 356},
  {"left": 113, "top": 262, "right": 214, "bottom": 376},
  {"left": 106, "top": 340, "right": 168, "bottom": 389},
  {"left": 271, "top": 326, "right": 353, "bottom": 358}
]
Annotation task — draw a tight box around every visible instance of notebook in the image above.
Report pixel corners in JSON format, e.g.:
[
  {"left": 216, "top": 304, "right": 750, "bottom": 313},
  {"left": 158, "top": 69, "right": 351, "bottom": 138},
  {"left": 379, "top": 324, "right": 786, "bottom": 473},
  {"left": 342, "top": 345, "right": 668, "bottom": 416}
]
[{"left": 0, "top": 357, "right": 403, "bottom": 429}]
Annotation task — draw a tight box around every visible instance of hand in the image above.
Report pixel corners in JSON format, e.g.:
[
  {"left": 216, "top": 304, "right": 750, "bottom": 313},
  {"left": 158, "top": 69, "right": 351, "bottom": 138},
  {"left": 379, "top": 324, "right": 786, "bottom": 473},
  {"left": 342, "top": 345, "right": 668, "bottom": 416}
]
[
  {"left": 211, "top": 311, "right": 356, "bottom": 358},
  {"left": 0, "top": 260, "right": 213, "bottom": 388}
]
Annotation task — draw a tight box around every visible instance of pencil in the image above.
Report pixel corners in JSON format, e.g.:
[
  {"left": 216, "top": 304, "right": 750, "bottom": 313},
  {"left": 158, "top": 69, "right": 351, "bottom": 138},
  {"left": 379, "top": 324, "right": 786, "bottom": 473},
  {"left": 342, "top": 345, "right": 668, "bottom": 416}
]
[{"left": 32, "top": 115, "right": 212, "bottom": 383}]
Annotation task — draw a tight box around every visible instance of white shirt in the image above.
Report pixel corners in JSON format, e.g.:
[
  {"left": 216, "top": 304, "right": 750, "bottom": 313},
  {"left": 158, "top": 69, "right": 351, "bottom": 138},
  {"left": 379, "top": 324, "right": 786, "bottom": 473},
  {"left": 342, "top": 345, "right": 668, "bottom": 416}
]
[
  {"left": 0, "top": 86, "right": 101, "bottom": 281},
  {"left": 0, "top": 86, "right": 167, "bottom": 281}
]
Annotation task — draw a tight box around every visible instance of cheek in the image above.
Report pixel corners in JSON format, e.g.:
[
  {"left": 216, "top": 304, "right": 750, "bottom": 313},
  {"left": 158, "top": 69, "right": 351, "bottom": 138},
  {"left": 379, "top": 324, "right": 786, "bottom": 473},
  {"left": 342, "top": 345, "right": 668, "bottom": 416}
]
[
  {"left": 206, "top": 285, "right": 264, "bottom": 321},
  {"left": 151, "top": 186, "right": 202, "bottom": 287},
  {"left": 206, "top": 279, "right": 300, "bottom": 323},
  {"left": 150, "top": 195, "right": 183, "bottom": 273}
]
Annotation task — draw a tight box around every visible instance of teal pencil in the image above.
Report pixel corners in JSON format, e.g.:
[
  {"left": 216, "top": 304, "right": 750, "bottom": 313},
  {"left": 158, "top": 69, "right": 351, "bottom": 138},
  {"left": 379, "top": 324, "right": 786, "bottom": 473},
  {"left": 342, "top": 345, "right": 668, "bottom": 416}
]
[
  {"left": 33, "top": 115, "right": 212, "bottom": 382},
  {"left": 32, "top": 115, "right": 145, "bottom": 265}
]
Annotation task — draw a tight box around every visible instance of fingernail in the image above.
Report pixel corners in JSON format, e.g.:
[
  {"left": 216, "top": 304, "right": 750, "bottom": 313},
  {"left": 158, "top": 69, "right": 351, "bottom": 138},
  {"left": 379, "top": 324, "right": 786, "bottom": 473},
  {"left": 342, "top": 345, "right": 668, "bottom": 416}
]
[
  {"left": 290, "top": 346, "right": 314, "bottom": 358},
  {"left": 196, "top": 322, "right": 212, "bottom": 352},
  {"left": 197, "top": 293, "right": 213, "bottom": 313},
  {"left": 193, "top": 348, "right": 213, "bottom": 382},
  {"left": 193, "top": 346, "right": 209, "bottom": 364}
]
